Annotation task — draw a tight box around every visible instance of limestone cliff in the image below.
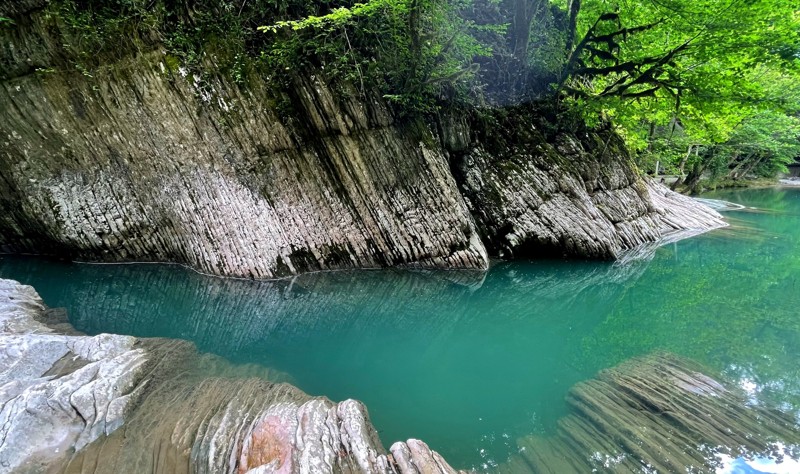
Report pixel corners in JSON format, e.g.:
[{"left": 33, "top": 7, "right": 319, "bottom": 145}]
[
  {"left": 0, "top": 5, "right": 724, "bottom": 278},
  {"left": 450, "top": 112, "right": 727, "bottom": 259},
  {"left": 1, "top": 8, "right": 488, "bottom": 279}
]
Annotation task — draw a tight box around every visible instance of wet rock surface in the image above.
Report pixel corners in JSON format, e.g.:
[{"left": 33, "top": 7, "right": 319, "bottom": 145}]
[
  {"left": 0, "top": 278, "right": 465, "bottom": 474},
  {"left": 4, "top": 273, "right": 798, "bottom": 474},
  {"left": 0, "top": 279, "right": 146, "bottom": 473},
  {"left": 498, "top": 352, "right": 800, "bottom": 473}
]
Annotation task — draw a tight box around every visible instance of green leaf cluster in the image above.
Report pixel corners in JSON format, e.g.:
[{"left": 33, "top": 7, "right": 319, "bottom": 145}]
[
  {"left": 258, "top": 0, "right": 503, "bottom": 113},
  {"left": 558, "top": 0, "right": 800, "bottom": 189}
]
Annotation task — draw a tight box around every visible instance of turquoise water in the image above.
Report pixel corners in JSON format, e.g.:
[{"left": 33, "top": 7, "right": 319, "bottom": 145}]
[{"left": 2, "top": 187, "right": 800, "bottom": 469}]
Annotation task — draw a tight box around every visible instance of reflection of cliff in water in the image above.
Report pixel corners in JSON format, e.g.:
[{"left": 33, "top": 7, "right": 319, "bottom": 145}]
[
  {"left": 0, "top": 256, "right": 650, "bottom": 360},
  {"left": 0, "top": 254, "right": 653, "bottom": 466}
]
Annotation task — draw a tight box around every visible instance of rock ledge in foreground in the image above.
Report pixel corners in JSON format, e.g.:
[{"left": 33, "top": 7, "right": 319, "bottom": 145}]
[{"left": 0, "top": 278, "right": 465, "bottom": 474}]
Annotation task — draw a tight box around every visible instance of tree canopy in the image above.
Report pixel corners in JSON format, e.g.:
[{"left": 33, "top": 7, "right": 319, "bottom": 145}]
[
  {"left": 556, "top": 0, "right": 800, "bottom": 190},
  {"left": 37, "top": 0, "right": 800, "bottom": 187},
  {"left": 251, "top": 0, "right": 799, "bottom": 187}
]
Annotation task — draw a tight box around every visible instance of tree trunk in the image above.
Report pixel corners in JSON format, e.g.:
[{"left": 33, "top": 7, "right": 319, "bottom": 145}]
[
  {"left": 684, "top": 162, "right": 707, "bottom": 194},
  {"left": 728, "top": 152, "right": 754, "bottom": 180},
  {"left": 406, "top": 0, "right": 422, "bottom": 91},
  {"left": 565, "top": 0, "right": 582, "bottom": 54},
  {"left": 736, "top": 153, "right": 767, "bottom": 180},
  {"left": 509, "top": 0, "right": 541, "bottom": 98},
  {"left": 671, "top": 145, "right": 694, "bottom": 190},
  {"left": 685, "top": 147, "right": 714, "bottom": 194}
]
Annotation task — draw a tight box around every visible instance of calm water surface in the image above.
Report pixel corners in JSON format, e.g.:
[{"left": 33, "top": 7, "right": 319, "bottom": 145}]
[{"left": 2, "top": 187, "right": 800, "bottom": 469}]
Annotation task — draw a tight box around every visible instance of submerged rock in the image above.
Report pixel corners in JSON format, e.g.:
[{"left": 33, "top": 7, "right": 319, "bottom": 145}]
[
  {"left": 0, "top": 278, "right": 465, "bottom": 474},
  {"left": 498, "top": 352, "right": 800, "bottom": 473}
]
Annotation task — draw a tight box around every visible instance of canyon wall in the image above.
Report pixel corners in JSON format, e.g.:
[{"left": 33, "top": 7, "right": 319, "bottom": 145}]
[
  {"left": 0, "top": 9, "right": 488, "bottom": 278},
  {"left": 0, "top": 5, "right": 724, "bottom": 278}
]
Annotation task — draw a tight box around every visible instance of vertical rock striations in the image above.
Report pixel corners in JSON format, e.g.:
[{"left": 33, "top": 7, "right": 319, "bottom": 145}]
[
  {"left": 0, "top": 10, "right": 487, "bottom": 278},
  {"left": 0, "top": 8, "right": 724, "bottom": 277},
  {"left": 453, "top": 121, "right": 726, "bottom": 260},
  {"left": 0, "top": 278, "right": 467, "bottom": 474}
]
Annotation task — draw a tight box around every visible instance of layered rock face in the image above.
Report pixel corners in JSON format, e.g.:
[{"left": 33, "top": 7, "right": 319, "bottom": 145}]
[
  {"left": 0, "top": 6, "right": 723, "bottom": 277},
  {"left": 0, "top": 10, "right": 487, "bottom": 279},
  {"left": 0, "top": 278, "right": 465, "bottom": 474},
  {"left": 454, "top": 126, "right": 726, "bottom": 260}
]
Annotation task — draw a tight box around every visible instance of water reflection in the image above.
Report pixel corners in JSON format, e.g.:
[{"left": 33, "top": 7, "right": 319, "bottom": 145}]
[
  {"left": 716, "top": 443, "right": 800, "bottom": 474},
  {"left": 1, "top": 188, "right": 800, "bottom": 470},
  {"left": 0, "top": 255, "right": 650, "bottom": 466}
]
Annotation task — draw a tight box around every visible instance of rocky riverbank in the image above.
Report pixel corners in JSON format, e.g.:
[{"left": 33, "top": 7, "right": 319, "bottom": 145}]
[
  {"left": 5, "top": 276, "right": 798, "bottom": 473},
  {"left": 0, "top": 278, "right": 464, "bottom": 474}
]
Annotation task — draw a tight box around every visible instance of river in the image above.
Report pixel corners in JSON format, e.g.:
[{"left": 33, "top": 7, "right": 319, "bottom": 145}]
[{"left": 2, "top": 187, "right": 799, "bottom": 470}]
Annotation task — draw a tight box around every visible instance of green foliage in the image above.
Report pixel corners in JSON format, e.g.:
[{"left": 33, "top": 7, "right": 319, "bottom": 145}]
[
  {"left": 46, "top": 0, "right": 164, "bottom": 64},
  {"left": 555, "top": 0, "right": 800, "bottom": 188},
  {"left": 33, "top": 0, "right": 800, "bottom": 176},
  {"left": 258, "top": 0, "right": 502, "bottom": 112},
  {"left": 716, "top": 111, "right": 800, "bottom": 177},
  {"left": 45, "top": 0, "right": 321, "bottom": 79}
]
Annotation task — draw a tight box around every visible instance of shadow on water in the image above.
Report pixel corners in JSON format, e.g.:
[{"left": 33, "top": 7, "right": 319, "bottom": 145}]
[{"left": 1, "top": 187, "right": 800, "bottom": 470}]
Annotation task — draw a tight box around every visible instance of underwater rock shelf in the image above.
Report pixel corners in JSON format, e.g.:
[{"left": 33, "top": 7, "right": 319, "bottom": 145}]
[
  {"left": 0, "top": 278, "right": 465, "bottom": 474},
  {"left": 500, "top": 353, "right": 800, "bottom": 473},
  {"left": 4, "top": 276, "right": 797, "bottom": 473}
]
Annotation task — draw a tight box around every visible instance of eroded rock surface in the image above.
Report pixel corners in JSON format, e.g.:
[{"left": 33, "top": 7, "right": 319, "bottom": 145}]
[
  {"left": 0, "top": 9, "right": 487, "bottom": 279},
  {"left": 455, "top": 131, "right": 726, "bottom": 260},
  {"left": 0, "top": 278, "right": 464, "bottom": 474},
  {"left": 0, "top": 6, "right": 726, "bottom": 278},
  {"left": 498, "top": 353, "right": 800, "bottom": 473},
  {"left": 0, "top": 279, "right": 146, "bottom": 473}
]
